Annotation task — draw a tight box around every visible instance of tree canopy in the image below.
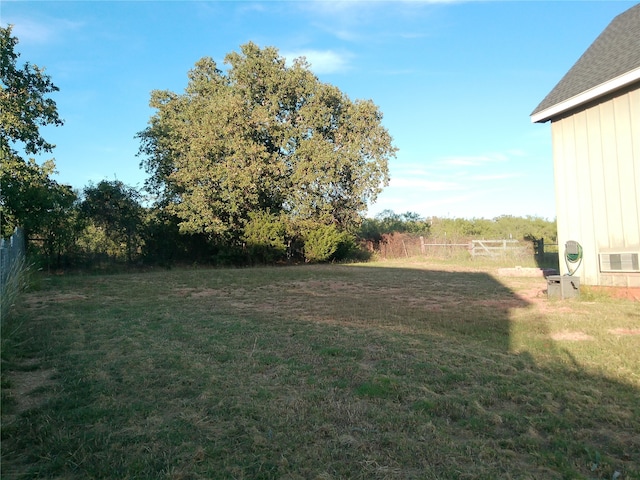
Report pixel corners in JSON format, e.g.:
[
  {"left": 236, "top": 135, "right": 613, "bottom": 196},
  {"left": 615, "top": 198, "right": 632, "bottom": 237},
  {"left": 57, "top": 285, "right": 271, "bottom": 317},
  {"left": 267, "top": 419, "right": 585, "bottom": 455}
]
[
  {"left": 1, "top": 25, "right": 69, "bottom": 243},
  {"left": 81, "top": 180, "right": 144, "bottom": 262},
  {"left": 137, "top": 43, "right": 397, "bottom": 243},
  {"left": 1, "top": 25, "right": 63, "bottom": 159}
]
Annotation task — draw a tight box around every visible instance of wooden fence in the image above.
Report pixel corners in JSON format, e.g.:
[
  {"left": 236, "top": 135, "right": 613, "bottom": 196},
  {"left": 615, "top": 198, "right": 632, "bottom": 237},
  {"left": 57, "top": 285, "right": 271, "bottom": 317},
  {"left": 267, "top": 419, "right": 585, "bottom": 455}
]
[
  {"left": 469, "top": 239, "right": 527, "bottom": 257},
  {"left": 417, "top": 237, "right": 528, "bottom": 257}
]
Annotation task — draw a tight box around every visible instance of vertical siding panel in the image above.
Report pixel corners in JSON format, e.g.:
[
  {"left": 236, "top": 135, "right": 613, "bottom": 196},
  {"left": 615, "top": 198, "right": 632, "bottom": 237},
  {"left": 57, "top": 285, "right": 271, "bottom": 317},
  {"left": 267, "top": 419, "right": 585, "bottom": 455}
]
[
  {"left": 551, "top": 121, "right": 564, "bottom": 273},
  {"left": 598, "top": 100, "right": 625, "bottom": 247},
  {"left": 585, "top": 102, "right": 608, "bottom": 285},
  {"left": 552, "top": 118, "right": 570, "bottom": 275},
  {"left": 631, "top": 89, "right": 640, "bottom": 218},
  {"left": 563, "top": 115, "right": 580, "bottom": 238},
  {"left": 613, "top": 92, "right": 640, "bottom": 247},
  {"left": 574, "top": 109, "right": 598, "bottom": 284},
  {"left": 629, "top": 89, "right": 640, "bottom": 247},
  {"left": 631, "top": 88, "right": 640, "bottom": 199}
]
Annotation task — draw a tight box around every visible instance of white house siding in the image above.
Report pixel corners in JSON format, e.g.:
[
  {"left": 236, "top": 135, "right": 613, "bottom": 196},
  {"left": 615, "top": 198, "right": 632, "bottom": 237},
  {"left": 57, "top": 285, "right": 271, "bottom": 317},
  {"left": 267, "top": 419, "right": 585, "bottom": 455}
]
[{"left": 550, "top": 84, "right": 640, "bottom": 286}]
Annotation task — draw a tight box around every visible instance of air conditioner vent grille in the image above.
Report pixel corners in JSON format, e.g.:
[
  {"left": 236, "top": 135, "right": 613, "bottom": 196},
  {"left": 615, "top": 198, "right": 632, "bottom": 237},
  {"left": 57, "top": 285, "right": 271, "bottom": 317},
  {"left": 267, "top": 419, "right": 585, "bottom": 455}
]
[{"left": 599, "top": 253, "right": 640, "bottom": 272}]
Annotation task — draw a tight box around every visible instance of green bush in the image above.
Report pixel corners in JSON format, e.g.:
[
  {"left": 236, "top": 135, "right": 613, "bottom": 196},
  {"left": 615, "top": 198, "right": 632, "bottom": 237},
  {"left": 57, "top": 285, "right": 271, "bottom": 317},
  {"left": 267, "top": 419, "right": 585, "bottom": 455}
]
[
  {"left": 242, "top": 211, "right": 290, "bottom": 263},
  {"left": 304, "top": 225, "right": 356, "bottom": 263}
]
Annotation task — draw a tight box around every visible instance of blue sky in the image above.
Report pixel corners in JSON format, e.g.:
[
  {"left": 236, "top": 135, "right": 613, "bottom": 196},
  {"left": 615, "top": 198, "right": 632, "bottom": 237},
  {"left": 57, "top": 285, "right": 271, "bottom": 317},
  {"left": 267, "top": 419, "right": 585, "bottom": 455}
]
[{"left": 2, "top": 1, "right": 637, "bottom": 220}]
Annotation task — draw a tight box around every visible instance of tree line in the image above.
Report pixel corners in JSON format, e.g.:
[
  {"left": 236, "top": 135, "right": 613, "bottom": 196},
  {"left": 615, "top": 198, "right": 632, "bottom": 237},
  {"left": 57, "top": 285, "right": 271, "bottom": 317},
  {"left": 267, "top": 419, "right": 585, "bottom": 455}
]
[
  {"left": 362, "top": 210, "right": 556, "bottom": 243},
  {"left": 1, "top": 26, "right": 556, "bottom": 269}
]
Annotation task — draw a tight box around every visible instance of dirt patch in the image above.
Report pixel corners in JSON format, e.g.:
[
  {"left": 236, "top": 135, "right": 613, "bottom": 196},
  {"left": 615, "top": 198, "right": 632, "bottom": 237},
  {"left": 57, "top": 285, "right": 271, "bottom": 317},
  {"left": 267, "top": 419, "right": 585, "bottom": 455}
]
[
  {"left": 25, "top": 293, "right": 87, "bottom": 306},
  {"left": 518, "top": 287, "right": 548, "bottom": 300},
  {"left": 51, "top": 293, "right": 87, "bottom": 302},
  {"left": 550, "top": 331, "right": 594, "bottom": 341},
  {"left": 172, "top": 287, "right": 236, "bottom": 298},
  {"left": 191, "top": 289, "right": 225, "bottom": 298},
  {"left": 497, "top": 267, "right": 556, "bottom": 278},
  {"left": 284, "top": 280, "right": 363, "bottom": 296},
  {"left": 510, "top": 286, "right": 579, "bottom": 314},
  {"left": 608, "top": 328, "right": 640, "bottom": 336},
  {"left": 173, "top": 287, "right": 197, "bottom": 297},
  {"left": 5, "top": 367, "right": 57, "bottom": 414},
  {"left": 474, "top": 297, "right": 535, "bottom": 309}
]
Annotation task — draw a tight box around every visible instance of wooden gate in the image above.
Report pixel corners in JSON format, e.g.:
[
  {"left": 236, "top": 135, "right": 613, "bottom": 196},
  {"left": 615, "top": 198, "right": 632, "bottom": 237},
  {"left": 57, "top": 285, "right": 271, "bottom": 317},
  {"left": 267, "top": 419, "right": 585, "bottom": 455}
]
[{"left": 470, "top": 239, "right": 523, "bottom": 257}]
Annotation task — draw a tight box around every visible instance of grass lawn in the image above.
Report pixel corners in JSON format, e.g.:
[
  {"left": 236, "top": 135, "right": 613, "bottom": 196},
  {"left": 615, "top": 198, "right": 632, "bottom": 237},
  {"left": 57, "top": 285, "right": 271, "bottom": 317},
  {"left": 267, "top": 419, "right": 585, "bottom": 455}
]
[{"left": 2, "top": 259, "right": 639, "bottom": 479}]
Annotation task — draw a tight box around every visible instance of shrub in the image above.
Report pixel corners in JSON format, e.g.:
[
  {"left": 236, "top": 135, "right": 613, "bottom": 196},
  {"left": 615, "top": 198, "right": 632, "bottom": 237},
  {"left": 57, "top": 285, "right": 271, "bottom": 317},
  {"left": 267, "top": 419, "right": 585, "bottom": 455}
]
[
  {"left": 242, "top": 211, "right": 290, "bottom": 263},
  {"left": 304, "top": 225, "right": 356, "bottom": 263}
]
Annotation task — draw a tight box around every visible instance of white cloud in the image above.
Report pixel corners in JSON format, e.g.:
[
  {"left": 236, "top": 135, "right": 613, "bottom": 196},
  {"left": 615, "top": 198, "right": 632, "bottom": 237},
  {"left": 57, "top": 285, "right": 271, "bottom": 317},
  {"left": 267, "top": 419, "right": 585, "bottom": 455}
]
[
  {"left": 417, "top": 193, "right": 478, "bottom": 210},
  {"left": 438, "top": 152, "right": 509, "bottom": 167},
  {"left": 281, "top": 49, "right": 352, "bottom": 75},
  {"left": 373, "top": 145, "right": 534, "bottom": 218},
  {"left": 367, "top": 191, "right": 478, "bottom": 218},
  {"left": 8, "top": 16, "right": 83, "bottom": 45},
  {"left": 390, "top": 177, "right": 463, "bottom": 191},
  {"left": 471, "top": 173, "right": 522, "bottom": 182},
  {"left": 301, "top": 0, "right": 463, "bottom": 15},
  {"left": 299, "top": 1, "right": 368, "bottom": 16}
]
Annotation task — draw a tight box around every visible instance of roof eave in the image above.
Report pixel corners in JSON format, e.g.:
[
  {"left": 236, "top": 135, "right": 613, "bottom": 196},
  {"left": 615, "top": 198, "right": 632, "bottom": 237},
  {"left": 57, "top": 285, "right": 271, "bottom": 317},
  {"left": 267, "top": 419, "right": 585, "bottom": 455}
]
[{"left": 530, "top": 67, "right": 640, "bottom": 123}]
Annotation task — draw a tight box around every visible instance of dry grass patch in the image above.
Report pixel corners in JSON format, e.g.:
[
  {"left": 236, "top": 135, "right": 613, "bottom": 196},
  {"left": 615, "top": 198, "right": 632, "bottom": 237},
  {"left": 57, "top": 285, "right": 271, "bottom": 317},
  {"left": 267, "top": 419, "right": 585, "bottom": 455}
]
[
  {"left": 608, "top": 328, "right": 640, "bottom": 336},
  {"left": 550, "top": 331, "right": 595, "bottom": 341},
  {"left": 3, "top": 364, "right": 57, "bottom": 415}
]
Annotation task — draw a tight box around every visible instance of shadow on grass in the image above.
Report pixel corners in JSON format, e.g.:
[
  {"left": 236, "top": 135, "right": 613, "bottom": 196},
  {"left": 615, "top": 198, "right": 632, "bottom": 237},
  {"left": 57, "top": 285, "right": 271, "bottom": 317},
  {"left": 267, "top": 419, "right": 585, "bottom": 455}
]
[
  {"left": 341, "top": 265, "right": 530, "bottom": 351},
  {"left": 1, "top": 263, "right": 638, "bottom": 479}
]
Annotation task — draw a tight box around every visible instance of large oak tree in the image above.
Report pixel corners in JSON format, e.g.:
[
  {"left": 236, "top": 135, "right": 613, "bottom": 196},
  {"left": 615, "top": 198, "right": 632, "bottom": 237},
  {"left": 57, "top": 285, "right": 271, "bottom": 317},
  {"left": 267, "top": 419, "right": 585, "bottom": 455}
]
[{"left": 137, "top": 43, "right": 396, "bottom": 243}]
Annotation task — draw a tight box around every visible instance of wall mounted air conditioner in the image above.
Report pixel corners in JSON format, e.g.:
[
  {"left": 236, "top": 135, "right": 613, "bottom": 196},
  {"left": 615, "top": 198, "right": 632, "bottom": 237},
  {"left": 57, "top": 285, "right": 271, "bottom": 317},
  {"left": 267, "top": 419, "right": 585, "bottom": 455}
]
[{"left": 599, "top": 252, "right": 640, "bottom": 272}]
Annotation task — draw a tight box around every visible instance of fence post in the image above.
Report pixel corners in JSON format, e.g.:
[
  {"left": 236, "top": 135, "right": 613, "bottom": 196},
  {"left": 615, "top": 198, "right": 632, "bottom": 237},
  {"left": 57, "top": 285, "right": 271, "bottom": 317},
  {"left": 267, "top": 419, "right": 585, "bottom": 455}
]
[
  {"left": 0, "top": 238, "right": 7, "bottom": 290},
  {"left": 0, "top": 227, "right": 26, "bottom": 299}
]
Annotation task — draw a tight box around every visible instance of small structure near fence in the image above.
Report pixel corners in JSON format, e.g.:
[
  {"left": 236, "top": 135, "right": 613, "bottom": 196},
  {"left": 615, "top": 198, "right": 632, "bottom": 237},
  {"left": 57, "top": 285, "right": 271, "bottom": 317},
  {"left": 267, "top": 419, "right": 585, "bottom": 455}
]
[{"left": 1, "top": 227, "right": 26, "bottom": 299}]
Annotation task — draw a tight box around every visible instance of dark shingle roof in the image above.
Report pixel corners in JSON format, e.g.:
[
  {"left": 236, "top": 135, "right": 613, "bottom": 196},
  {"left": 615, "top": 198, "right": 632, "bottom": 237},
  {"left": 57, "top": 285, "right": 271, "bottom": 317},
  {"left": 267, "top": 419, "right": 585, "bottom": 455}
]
[{"left": 531, "top": 3, "right": 640, "bottom": 119}]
